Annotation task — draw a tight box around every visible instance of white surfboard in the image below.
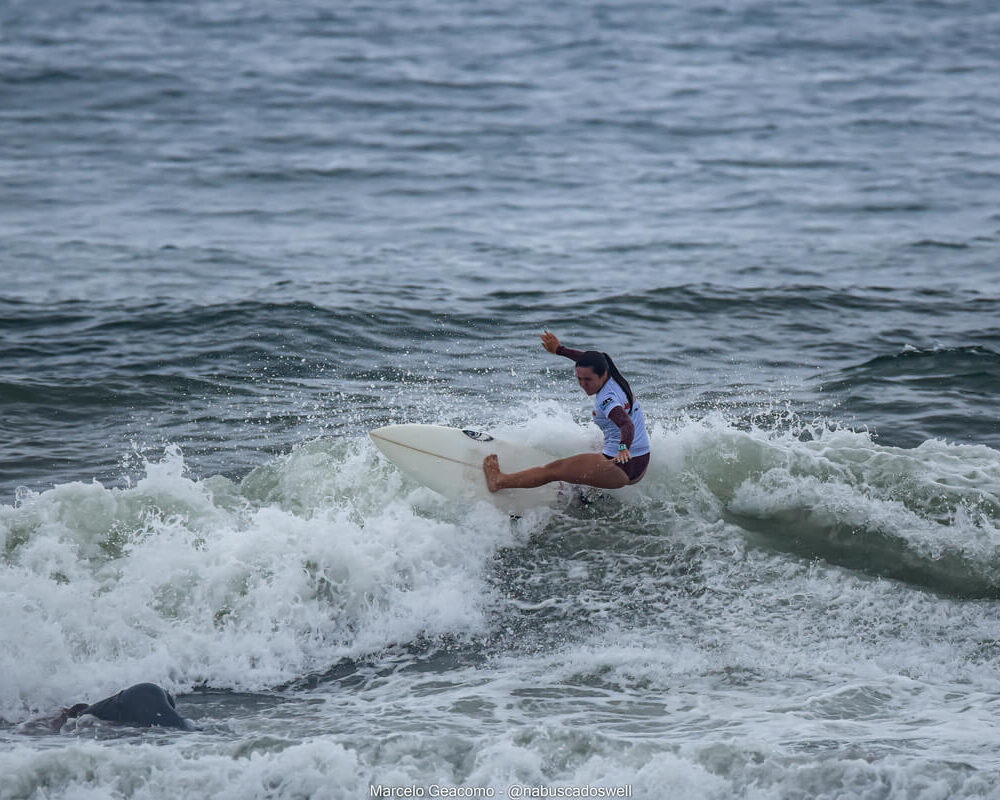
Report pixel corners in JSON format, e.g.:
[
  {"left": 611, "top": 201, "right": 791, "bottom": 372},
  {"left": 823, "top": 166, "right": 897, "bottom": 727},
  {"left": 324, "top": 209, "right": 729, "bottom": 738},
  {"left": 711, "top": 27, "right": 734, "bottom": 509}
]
[{"left": 369, "top": 424, "right": 563, "bottom": 513}]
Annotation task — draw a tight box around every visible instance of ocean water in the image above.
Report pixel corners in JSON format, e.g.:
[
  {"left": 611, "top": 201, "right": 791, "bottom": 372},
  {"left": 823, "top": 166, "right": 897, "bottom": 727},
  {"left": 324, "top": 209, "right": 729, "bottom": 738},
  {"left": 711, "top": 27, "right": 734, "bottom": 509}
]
[{"left": 3, "top": 0, "right": 1000, "bottom": 797}]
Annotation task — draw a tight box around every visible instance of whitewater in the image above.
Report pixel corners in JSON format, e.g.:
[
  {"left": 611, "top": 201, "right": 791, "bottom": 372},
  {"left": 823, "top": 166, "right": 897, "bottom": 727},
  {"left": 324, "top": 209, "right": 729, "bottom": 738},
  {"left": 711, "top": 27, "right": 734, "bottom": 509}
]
[{"left": 4, "top": 404, "right": 1000, "bottom": 798}]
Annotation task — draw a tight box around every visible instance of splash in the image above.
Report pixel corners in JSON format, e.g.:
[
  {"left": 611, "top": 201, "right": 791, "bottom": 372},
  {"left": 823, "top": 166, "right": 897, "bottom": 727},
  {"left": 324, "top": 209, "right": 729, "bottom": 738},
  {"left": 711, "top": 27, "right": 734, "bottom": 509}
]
[
  {"left": 5, "top": 407, "right": 1000, "bottom": 722},
  {"left": 0, "top": 441, "right": 536, "bottom": 720}
]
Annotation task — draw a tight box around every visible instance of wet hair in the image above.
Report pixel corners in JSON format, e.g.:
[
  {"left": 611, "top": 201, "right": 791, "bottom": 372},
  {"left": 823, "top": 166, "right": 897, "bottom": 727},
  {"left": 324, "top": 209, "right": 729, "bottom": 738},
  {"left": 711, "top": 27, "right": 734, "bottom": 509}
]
[{"left": 575, "top": 350, "right": 635, "bottom": 412}]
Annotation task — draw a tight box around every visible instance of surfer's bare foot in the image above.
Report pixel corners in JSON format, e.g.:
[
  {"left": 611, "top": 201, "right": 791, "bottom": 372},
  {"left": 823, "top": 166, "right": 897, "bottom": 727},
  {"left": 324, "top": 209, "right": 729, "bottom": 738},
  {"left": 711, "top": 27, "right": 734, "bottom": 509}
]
[{"left": 483, "top": 454, "right": 504, "bottom": 492}]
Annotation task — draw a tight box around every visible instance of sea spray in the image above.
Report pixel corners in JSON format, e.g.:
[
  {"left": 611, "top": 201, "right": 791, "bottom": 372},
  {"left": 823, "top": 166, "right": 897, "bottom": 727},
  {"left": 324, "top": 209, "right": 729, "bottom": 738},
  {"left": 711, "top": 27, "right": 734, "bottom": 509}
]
[{"left": 0, "top": 441, "right": 540, "bottom": 720}]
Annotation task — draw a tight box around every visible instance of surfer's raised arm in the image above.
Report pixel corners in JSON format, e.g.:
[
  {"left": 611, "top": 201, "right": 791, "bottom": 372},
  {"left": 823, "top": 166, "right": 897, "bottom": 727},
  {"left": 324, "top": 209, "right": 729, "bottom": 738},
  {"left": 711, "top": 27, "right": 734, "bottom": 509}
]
[{"left": 540, "top": 331, "right": 583, "bottom": 361}]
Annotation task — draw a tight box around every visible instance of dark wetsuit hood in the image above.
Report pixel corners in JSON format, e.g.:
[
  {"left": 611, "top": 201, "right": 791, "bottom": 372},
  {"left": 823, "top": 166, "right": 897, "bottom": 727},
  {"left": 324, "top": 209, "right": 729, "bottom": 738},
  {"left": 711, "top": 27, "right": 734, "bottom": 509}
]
[{"left": 73, "top": 683, "right": 191, "bottom": 730}]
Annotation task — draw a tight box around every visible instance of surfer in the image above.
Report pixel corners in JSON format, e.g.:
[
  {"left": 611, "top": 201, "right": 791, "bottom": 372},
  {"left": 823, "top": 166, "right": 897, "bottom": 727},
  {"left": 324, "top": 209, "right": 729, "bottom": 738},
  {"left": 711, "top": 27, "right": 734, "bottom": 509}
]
[
  {"left": 20, "top": 683, "right": 193, "bottom": 733},
  {"left": 484, "top": 331, "right": 650, "bottom": 491}
]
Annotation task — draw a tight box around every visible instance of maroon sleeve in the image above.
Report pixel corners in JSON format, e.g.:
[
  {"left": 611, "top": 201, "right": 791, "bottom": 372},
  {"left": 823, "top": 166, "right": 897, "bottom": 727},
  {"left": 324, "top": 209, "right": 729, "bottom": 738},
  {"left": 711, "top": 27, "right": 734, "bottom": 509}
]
[
  {"left": 555, "top": 344, "right": 585, "bottom": 361},
  {"left": 607, "top": 406, "right": 634, "bottom": 448}
]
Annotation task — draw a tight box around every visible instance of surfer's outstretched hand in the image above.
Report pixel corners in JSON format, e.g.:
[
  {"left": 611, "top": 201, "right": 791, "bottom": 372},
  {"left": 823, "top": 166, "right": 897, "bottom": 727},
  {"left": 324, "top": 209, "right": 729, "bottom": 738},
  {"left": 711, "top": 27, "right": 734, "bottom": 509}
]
[{"left": 541, "top": 331, "right": 560, "bottom": 354}]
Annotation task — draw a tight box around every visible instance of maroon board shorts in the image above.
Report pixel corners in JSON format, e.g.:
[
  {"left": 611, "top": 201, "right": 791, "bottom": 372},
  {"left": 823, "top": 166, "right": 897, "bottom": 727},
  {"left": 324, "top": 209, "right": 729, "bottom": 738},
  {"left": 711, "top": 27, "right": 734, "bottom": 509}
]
[{"left": 604, "top": 452, "right": 650, "bottom": 482}]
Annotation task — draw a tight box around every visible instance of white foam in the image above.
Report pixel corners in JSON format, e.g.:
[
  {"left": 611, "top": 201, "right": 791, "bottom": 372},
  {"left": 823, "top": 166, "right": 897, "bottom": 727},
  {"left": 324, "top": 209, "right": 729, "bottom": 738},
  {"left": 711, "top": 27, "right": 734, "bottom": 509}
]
[
  {"left": 6, "top": 411, "right": 1000, "bottom": 800},
  {"left": 0, "top": 440, "right": 535, "bottom": 720},
  {"left": 0, "top": 738, "right": 365, "bottom": 800}
]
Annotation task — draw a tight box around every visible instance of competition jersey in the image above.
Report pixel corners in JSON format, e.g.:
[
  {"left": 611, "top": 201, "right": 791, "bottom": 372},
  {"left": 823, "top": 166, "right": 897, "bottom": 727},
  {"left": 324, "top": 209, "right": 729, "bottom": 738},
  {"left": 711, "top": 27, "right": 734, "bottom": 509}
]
[{"left": 593, "top": 378, "right": 650, "bottom": 457}]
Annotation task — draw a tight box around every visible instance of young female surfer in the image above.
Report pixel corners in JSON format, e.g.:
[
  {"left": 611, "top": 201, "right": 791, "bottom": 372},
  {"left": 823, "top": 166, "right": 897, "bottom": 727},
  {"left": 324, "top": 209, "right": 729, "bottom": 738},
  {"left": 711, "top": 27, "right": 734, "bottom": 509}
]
[{"left": 483, "top": 331, "right": 650, "bottom": 491}]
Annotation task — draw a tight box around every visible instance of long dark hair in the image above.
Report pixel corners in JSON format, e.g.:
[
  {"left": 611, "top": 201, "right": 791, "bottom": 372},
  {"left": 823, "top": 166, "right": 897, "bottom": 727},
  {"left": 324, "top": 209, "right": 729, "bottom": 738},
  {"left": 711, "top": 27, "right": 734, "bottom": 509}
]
[{"left": 575, "top": 350, "right": 635, "bottom": 412}]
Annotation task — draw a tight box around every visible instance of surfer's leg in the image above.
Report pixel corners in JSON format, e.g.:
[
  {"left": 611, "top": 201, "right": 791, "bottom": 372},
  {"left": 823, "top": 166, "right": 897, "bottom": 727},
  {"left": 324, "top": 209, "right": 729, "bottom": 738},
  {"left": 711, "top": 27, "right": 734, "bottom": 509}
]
[{"left": 484, "top": 453, "right": 629, "bottom": 492}]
